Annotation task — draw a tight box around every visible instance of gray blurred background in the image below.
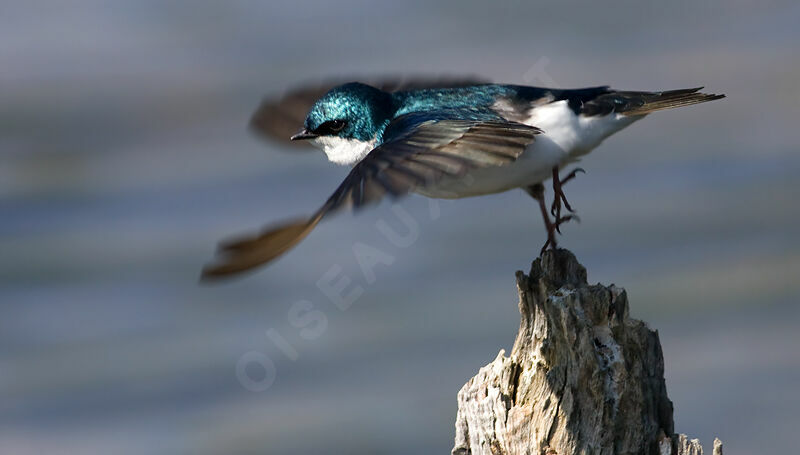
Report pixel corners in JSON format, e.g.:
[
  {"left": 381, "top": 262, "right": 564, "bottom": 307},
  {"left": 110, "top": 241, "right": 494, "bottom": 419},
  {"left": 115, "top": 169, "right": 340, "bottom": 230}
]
[{"left": 1, "top": 1, "right": 798, "bottom": 454}]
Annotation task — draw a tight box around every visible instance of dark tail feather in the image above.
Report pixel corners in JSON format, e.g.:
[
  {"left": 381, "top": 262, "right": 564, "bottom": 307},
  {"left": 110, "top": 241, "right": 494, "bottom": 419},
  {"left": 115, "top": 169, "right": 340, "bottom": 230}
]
[
  {"left": 616, "top": 87, "right": 725, "bottom": 116},
  {"left": 200, "top": 215, "right": 322, "bottom": 282}
]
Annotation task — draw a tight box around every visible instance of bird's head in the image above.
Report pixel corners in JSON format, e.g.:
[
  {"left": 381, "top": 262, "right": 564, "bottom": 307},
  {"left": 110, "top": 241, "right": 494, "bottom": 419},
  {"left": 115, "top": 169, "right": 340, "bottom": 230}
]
[{"left": 291, "top": 82, "right": 395, "bottom": 165}]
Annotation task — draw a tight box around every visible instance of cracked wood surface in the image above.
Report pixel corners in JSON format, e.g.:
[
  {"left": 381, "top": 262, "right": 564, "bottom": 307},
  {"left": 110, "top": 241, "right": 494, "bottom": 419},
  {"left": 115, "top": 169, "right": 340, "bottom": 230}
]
[{"left": 452, "top": 249, "right": 722, "bottom": 455}]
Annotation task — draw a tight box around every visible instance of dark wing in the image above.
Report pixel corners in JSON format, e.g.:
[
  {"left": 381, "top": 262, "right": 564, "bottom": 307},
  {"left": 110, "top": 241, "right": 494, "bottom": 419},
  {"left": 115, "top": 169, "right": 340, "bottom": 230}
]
[
  {"left": 249, "top": 76, "right": 489, "bottom": 147},
  {"left": 313, "top": 114, "right": 540, "bottom": 214},
  {"left": 201, "top": 112, "right": 539, "bottom": 281}
]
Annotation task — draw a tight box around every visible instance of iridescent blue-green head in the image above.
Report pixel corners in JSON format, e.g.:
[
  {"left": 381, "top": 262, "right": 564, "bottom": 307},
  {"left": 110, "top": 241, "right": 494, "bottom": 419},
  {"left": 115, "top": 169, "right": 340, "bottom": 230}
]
[
  {"left": 292, "top": 82, "right": 395, "bottom": 142},
  {"left": 291, "top": 83, "right": 396, "bottom": 165}
]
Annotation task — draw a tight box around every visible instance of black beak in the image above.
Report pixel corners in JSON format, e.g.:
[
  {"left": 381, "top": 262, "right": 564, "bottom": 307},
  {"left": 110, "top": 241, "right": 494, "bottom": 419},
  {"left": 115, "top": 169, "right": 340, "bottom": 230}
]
[{"left": 290, "top": 129, "right": 318, "bottom": 141}]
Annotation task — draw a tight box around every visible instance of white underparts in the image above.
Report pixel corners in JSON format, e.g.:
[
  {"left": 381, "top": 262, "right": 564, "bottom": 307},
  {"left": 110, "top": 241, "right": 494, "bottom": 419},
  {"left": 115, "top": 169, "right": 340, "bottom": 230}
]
[
  {"left": 314, "top": 101, "right": 643, "bottom": 198},
  {"left": 523, "top": 100, "right": 641, "bottom": 158},
  {"left": 417, "top": 101, "right": 643, "bottom": 199},
  {"left": 313, "top": 136, "right": 376, "bottom": 166}
]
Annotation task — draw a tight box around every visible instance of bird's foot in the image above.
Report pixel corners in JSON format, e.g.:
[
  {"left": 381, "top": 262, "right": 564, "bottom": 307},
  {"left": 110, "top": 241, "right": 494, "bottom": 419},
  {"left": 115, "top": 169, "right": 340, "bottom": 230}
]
[
  {"left": 555, "top": 213, "right": 580, "bottom": 230},
  {"left": 539, "top": 214, "right": 583, "bottom": 254},
  {"left": 527, "top": 182, "right": 578, "bottom": 256},
  {"left": 550, "top": 167, "right": 584, "bottom": 232},
  {"left": 539, "top": 238, "right": 554, "bottom": 256},
  {"left": 539, "top": 217, "right": 558, "bottom": 255}
]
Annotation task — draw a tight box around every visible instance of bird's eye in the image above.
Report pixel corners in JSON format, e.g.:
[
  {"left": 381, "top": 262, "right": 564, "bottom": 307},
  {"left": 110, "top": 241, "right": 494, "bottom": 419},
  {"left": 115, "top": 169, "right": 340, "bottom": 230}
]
[{"left": 319, "top": 119, "right": 346, "bottom": 134}]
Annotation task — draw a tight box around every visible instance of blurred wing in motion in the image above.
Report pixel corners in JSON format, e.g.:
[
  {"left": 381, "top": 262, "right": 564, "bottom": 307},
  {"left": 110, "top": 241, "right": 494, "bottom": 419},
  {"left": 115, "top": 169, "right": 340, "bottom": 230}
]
[
  {"left": 201, "top": 111, "right": 540, "bottom": 281},
  {"left": 249, "top": 75, "right": 490, "bottom": 147}
]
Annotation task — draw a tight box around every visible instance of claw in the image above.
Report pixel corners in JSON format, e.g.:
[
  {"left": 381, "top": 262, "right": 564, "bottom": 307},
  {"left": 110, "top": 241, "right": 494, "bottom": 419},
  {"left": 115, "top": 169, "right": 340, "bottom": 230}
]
[
  {"left": 562, "top": 196, "right": 574, "bottom": 213},
  {"left": 540, "top": 237, "right": 552, "bottom": 256},
  {"left": 528, "top": 172, "right": 583, "bottom": 257},
  {"left": 527, "top": 184, "right": 560, "bottom": 257},
  {"left": 550, "top": 166, "right": 583, "bottom": 221},
  {"left": 554, "top": 214, "right": 580, "bottom": 234},
  {"left": 561, "top": 167, "right": 586, "bottom": 185},
  {"left": 550, "top": 192, "right": 575, "bottom": 217}
]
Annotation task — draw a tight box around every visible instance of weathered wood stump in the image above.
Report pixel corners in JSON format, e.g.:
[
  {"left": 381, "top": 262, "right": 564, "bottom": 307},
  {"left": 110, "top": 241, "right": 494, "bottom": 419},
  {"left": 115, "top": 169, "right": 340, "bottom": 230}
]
[{"left": 452, "top": 249, "right": 721, "bottom": 455}]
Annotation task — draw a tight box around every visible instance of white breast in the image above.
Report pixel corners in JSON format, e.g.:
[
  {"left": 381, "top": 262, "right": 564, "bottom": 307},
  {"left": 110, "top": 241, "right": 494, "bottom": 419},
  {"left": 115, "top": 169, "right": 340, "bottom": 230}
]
[{"left": 313, "top": 136, "right": 376, "bottom": 166}]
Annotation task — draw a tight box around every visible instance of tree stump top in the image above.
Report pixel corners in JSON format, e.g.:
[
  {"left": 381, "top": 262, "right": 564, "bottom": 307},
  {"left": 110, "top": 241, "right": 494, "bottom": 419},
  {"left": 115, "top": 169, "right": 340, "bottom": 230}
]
[{"left": 453, "top": 249, "right": 721, "bottom": 455}]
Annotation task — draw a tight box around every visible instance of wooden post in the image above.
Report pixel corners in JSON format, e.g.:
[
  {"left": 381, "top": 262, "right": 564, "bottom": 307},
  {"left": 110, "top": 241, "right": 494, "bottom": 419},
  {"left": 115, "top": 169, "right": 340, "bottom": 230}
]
[{"left": 452, "top": 249, "right": 722, "bottom": 455}]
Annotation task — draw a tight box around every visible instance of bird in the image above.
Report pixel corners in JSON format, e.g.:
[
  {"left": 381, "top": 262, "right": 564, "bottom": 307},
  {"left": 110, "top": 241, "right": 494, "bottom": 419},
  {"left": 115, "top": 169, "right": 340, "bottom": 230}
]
[{"left": 201, "top": 77, "right": 724, "bottom": 281}]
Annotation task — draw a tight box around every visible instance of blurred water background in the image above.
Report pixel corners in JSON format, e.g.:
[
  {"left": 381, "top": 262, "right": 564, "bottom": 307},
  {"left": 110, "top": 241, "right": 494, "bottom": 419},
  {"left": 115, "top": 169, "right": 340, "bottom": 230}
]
[{"left": 1, "top": 1, "right": 799, "bottom": 454}]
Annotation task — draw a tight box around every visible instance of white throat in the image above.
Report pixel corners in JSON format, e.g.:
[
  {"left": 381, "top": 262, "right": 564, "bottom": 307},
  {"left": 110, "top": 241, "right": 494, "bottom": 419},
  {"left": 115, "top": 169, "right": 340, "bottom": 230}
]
[{"left": 312, "top": 136, "right": 376, "bottom": 166}]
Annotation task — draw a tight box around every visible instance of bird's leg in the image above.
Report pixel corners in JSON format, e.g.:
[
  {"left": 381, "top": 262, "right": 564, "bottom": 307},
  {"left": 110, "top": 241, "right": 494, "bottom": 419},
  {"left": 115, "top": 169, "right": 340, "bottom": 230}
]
[
  {"left": 525, "top": 183, "right": 559, "bottom": 255},
  {"left": 550, "top": 167, "right": 584, "bottom": 233}
]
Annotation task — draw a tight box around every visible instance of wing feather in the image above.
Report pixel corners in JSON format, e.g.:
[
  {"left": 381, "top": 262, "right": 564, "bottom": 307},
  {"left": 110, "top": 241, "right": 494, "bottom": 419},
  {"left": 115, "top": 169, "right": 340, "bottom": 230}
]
[{"left": 201, "top": 113, "right": 540, "bottom": 281}]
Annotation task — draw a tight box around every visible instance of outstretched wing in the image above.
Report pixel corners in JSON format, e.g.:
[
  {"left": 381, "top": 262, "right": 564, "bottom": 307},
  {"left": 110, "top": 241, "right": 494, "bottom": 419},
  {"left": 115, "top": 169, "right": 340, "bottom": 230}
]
[
  {"left": 201, "top": 112, "right": 540, "bottom": 281},
  {"left": 249, "top": 76, "right": 489, "bottom": 147}
]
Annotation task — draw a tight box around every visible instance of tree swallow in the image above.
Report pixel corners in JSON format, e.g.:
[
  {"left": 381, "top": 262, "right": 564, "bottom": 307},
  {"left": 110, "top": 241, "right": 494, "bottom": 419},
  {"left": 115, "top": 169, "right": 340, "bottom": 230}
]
[{"left": 202, "top": 77, "right": 724, "bottom": 280}]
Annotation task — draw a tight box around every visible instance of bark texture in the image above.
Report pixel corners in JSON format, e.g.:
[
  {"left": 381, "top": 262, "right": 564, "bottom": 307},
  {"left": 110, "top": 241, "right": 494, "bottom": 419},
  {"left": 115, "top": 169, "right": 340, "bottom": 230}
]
[{"left": 452, "top": 249, "right": 722, "bottom": 455}]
